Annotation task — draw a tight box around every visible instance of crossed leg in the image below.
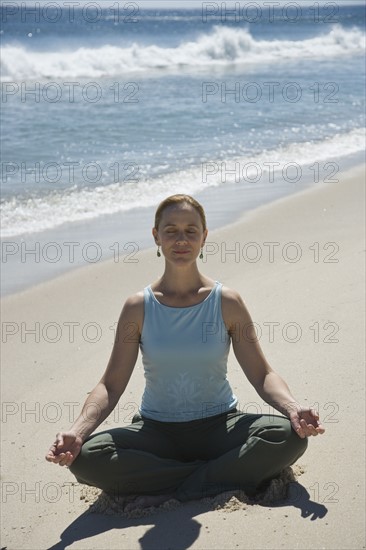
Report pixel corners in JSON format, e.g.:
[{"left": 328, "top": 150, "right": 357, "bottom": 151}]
[{"left": 69, "top": 410, "right": 308, "bottom": 506}]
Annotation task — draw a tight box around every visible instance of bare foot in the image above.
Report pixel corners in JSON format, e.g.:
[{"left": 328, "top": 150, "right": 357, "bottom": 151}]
[{"left": 124, "top": 493, "right": 176, "bottom": 512}]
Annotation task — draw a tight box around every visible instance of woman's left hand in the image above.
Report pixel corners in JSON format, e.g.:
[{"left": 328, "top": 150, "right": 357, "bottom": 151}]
[{"left": 288, "top": 407, "right": 325, "bottom": 438}]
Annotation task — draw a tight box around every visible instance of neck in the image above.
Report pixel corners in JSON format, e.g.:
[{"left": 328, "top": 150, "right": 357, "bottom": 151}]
[{"left": 157, "top": 264, "right": 208, "bottom": 295}]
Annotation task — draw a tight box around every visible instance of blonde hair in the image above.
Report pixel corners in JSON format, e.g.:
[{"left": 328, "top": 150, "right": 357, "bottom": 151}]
[{"left": 154, "top": 194, "right": 207, "bottom": 231}]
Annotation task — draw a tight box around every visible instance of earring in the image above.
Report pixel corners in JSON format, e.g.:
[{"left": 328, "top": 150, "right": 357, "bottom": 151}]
[
  {"left": 157, "top": 246, "right": 161, "bottom": 257},
  {"left": 199, "top": 247, "right": 203, "bottom": 260}
]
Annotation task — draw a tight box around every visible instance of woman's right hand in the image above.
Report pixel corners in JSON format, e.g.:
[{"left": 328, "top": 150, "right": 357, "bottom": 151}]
[{"left": 45, "top": 431, "right": 83, "bottom": 467}]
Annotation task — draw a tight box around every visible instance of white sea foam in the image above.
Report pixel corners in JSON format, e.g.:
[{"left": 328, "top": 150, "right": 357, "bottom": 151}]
[
  {"left": 1, "top": 25, "right": 364, "bottom": 81},
  {"left": 1, "top": 128, "right": 364, "bottom": 238}
]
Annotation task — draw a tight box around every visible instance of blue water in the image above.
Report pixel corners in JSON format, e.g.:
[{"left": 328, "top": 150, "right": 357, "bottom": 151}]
[{"left": 1, "top": 3, "right": 365, "bottom": 294}]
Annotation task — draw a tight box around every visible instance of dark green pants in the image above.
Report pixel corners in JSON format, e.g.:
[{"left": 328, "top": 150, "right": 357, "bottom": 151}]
[{"left": 69, "top": 409, "right": 307, "bottom": 502}]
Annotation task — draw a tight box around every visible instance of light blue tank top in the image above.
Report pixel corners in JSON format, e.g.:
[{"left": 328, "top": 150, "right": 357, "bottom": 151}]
[{"left": 138, "top": 280, "right": 238, "bottom": 422}]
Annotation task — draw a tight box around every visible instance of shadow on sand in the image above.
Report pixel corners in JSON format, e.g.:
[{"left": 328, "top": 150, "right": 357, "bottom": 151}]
[{"left": 47, "top": 479, "right": 328, "bottom": 550}]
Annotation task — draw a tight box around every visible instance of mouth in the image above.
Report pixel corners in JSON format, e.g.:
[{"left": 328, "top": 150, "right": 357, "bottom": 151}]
[{"left": 173, "top": 250, "right": 190, "bottom": 254}]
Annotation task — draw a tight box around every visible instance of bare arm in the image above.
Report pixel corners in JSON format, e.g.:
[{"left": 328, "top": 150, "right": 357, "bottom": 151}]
[
  {"left": 70, "top": 295, "right": 141, "bottom": 441},
  {"left": 222, "top": 287, "right": 325, "bottom": 438},
  {"left": 45, "top": 293, "right": 143, "bottom": 466}
]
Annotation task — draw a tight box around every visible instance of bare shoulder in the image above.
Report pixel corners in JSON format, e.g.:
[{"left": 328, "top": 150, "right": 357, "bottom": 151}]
[
  {"left": 118, "top": 291, "right": 145, "bottom": 333},
  {"left": 221, "top": 284, "right": 246, "bottom": 307},
  {"left": 221, "top": 285, "right": 251, "bottom": 330},
  {"left": 123, "top": 291, "right": 144, "bottom": 309}
]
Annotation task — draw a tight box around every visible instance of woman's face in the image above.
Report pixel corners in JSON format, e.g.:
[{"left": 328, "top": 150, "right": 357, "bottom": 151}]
[{"left": 153, "top": 204, "right": 207, "bottom": 262}]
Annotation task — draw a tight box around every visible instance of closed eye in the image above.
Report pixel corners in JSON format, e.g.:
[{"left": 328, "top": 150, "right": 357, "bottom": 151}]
[{"left": 165, "top": 229, "right": 197, "bottom": 233}]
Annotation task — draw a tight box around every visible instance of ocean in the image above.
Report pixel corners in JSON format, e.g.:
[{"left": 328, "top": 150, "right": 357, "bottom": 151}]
[{"left": 1, "top": 2, "right": 365, "bottom": 295}]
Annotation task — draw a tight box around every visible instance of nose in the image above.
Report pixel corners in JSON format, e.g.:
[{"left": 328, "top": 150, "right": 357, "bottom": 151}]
[{"left": 176, "top": 234, "right": 188, "bottom": 244}]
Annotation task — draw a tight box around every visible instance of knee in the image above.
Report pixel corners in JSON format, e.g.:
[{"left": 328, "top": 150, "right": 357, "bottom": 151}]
[
  {"left": 283, "top": 418, "right": 308, "bottom": 459},
  {"left": 261, "top": 416, "right": 308, "bottom": 457},
  {"left": 68, "top": 443, "right": 89, "bottom": 479},
  {"left": 68, "top": 434, "right": 106, "bottom": 479}
]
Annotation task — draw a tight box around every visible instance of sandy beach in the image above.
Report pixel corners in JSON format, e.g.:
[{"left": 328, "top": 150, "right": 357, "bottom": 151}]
[{"left": 1, "top": 163, "right": 365, "bottom": 550}]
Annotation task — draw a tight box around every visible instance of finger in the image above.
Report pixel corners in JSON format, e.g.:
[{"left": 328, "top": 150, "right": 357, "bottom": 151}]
[
  {"left": 46, "top": 444, "right": 60, "bottom": 460},
  {"left": 46, "top": 454, "right": 62, "bottom": 464},
  {"left": 300, "top": 419, "right": 319, "bottom": 437},
  {"left": 303, "top": 415, "right": 320, "bottom": 428},
  {"left": 58, "top": 452, "right": 71, "bottom": 467},
  {"left": 309, "top": 409, "right": 320, "bottom": 422},
  {"left": 291, "top": 419, "right": 300, "bottom": 432},
  {"left": 301, "top": 419, "right": 315, "bottom": 431},
  {"left": 65, "top": 454, "right": 75, "bottom": 467},
  {"left": 308, "top": 419, "right": 322, "bottom": 433},
  {"left": 52, "top": 452, "right": 67, "bottom": 464},
  {"left": 55, "top": 433, "right": 64, "bottom": 448},
  {"left": 299, "top": 419, "right": 313, "bottom": 437},
  {"left": 314, "top": 424, "right": 325, "bottom": 434},
  {"left": 289, "top": 413, "right": 301, "bottom": 430},
  {"left": 292, "top": 419, "right": 306, "bottom": 438},
  {"left": 45, "top": 448, "right": 59, "bottom": 459}
]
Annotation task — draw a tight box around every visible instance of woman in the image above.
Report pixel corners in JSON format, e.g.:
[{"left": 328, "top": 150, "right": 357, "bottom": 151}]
[{"left": 46, "top": 194, "right": 324, "bottom": 510}]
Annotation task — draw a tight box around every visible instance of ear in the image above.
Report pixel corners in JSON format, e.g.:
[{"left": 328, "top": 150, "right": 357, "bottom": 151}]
[
  {"left": 202, "top": 228, "right": 208, "bottom": 246},
  {"left": 152, "top": 227, "right": 159, "bottom": 245}
]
